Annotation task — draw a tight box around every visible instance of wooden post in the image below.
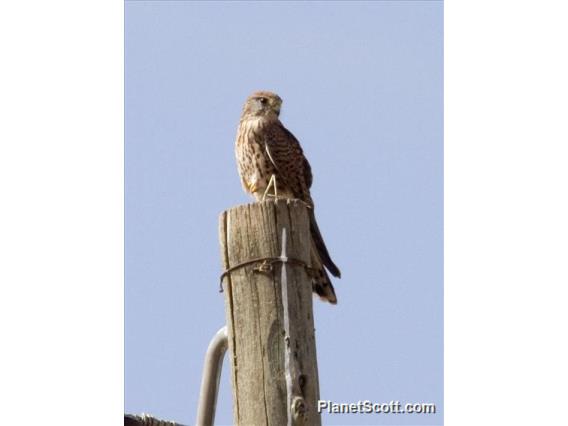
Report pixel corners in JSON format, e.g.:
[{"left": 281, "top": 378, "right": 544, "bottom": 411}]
[{"left": 219, "top": 200, "right": 321, "bottom": 426}]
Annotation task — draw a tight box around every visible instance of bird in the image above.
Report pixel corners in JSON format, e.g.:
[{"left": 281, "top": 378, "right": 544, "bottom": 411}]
[{"left": 235, "top": 90, "right": 341, "bottom": 304}]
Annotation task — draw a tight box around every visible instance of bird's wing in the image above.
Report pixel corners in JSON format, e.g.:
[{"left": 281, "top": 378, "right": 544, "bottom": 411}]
[
  {"left": 277, "top": 124, "right": 313, "bottom": 189},
  {"left": 265, "top": 121, "right": 341, "bottom": 279},
  {"left": 264, "top": 122, "right": 313, "bottom": 203}
]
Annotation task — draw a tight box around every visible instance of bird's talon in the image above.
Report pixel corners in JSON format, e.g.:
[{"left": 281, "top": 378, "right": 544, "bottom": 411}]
[{"left": 262, "top": 174, "right": 278, "bottom": 202}]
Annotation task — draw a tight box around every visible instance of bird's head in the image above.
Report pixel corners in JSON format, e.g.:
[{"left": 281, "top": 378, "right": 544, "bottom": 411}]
[{"left": 241, "top": 91, "right": 283, "bottom": 120}]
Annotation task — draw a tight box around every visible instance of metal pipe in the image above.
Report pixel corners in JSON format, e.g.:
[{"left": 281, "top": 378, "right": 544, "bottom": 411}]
[{"left": 195, "top": 326, "right": 228, "bottom": 426}]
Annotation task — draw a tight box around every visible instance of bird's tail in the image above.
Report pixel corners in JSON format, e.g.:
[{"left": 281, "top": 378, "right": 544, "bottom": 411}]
[
  {"left": 310, "top": 245, "right": 338, "bottom": 304},
  {"left": 309, "top": 209, "right": 341, "bottom": 278}
]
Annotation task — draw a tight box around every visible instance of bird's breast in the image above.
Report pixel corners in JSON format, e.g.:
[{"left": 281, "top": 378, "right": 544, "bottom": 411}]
[{"left": 235, "top": 118, "right": 273, "bottom": 196}]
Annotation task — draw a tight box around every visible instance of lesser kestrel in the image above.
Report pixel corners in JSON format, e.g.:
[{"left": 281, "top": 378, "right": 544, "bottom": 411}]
[{"left": 235, "top": 91, "right": 341, "bottom": 303}]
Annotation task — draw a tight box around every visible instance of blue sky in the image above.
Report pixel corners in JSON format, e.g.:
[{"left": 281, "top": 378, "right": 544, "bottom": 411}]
[{"left": 125, "top": 2, "right": 443, "bottom": 424}]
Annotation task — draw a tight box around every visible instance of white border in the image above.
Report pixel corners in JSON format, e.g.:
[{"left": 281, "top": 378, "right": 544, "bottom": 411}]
[
  {"left": 0, "top": 1, "right": 123, "bottom": 424},
  {"left": 446, "top": 1, "right": 568, "bottom": 424}
]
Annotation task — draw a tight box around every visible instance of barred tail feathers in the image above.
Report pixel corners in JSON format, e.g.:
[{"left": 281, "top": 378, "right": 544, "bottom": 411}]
[{"left": 310, "top": 244, "right": 338, "bottom": 304}]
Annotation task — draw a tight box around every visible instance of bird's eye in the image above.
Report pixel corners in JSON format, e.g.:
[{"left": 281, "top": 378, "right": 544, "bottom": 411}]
[{"left": 259, "top": 97, "right": 267, "bottom": 104}]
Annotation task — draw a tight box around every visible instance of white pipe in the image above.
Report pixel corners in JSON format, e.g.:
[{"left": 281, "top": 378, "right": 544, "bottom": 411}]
[{"left": 195, "top": 326, "right": 228, "bottom": 426}]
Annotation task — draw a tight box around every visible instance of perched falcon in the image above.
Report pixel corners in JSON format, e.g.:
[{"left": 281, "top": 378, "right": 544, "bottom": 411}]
[{"left": 235, "top": 90, "right": 341, "bottom": 304}]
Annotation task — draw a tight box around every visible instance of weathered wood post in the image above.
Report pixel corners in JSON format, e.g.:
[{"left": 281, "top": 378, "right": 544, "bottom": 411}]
[{"left": 219, "top": 200, "right": 321, "bottom": 426}]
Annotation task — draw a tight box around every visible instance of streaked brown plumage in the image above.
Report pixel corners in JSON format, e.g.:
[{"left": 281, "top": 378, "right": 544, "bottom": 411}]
[{"left": 235, "top": 90, "right": 341, "bottom": 304}]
